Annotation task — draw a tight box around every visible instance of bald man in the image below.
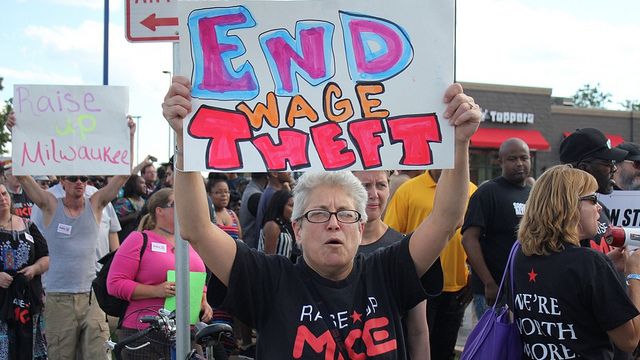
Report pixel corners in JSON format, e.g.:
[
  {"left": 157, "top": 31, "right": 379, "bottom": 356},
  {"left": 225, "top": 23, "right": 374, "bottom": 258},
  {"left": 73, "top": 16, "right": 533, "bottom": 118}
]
[{"left": 461, "top": 138, "right": 532, "bottom": 319}]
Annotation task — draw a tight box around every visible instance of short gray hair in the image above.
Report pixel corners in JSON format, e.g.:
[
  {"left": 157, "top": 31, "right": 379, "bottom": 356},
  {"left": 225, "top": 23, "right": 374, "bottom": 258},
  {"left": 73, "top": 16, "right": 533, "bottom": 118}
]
[{"left": 292, "top": 171, "right": 368, "bottom": 224}]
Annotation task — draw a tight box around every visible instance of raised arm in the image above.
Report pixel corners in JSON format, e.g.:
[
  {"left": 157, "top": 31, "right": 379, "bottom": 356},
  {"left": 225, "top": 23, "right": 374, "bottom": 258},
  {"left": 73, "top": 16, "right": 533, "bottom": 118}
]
[
  {"left": 409, "top": 84, "right": 480, "bottom": 276},
  {"left": 162, "top": 76, "right": 237, "bottom": 286},
  {"left": 92, "top": 117, "right": 137, "bottom": 210},
  {"left": 16, "top": 176, "right": 57, "bottom": 214}
]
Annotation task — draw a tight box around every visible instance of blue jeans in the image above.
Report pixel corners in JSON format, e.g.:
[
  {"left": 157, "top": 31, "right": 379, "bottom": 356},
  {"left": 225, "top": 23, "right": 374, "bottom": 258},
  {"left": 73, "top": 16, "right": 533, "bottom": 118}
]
[{"left": 472, "top": 294, "right": 490, "bottom": 320}]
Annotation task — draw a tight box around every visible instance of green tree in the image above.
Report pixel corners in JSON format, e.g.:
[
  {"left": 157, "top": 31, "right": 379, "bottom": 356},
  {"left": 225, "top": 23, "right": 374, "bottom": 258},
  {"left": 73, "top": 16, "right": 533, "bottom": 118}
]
[
  {"left": 0, "top": 99, "right": 12, "bottom": 155},
  {"left": 572, "top": 83, "right": 612, "bottom": 108},
  {"left": 620, "top": 99, "right": 640, "bottom": 111}
]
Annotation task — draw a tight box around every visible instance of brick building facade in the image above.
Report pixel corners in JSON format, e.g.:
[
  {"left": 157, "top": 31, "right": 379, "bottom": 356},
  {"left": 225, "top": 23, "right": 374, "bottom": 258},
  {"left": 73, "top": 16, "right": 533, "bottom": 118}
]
[{"left": 461, "top": 82, "right": 640, "bottom": 184}]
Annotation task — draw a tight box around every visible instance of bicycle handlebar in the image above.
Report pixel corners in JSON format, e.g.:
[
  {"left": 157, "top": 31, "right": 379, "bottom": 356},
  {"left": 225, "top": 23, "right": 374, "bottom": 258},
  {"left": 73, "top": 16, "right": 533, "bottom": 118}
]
[
  {"left": 111, "top": 311, "right": 176, "bottom": 360},
  {"left": 112, "top": 326, "right": 155, "bottom": 360}
]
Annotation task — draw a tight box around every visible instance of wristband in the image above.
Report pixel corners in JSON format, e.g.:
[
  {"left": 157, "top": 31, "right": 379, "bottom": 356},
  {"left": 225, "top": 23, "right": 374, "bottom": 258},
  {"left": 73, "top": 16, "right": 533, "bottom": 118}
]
[{"left": 626, "top": 273, "right": 640, "bottom": 285}]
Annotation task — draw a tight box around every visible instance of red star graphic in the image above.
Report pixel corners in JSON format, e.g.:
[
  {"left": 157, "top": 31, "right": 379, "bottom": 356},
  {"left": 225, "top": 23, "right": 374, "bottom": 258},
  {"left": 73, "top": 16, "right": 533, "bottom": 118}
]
[
  {"left": 350, "top": 311, "right": 362, "bottom": 324},
  {"left": 528, "top": 268, "right": 538, "bottom": 282}
]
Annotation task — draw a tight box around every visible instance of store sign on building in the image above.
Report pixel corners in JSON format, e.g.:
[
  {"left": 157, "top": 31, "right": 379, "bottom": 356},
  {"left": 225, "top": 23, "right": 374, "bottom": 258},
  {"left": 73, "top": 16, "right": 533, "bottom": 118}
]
[{"left": 482, "top": 109, "right": 534, "bottom": 124}]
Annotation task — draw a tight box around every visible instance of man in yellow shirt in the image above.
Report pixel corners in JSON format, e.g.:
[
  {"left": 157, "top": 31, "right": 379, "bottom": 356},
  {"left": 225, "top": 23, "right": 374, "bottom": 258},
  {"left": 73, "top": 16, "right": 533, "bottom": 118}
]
[{"left": 385, "top": 170, "right": 476, "bottom": 360}]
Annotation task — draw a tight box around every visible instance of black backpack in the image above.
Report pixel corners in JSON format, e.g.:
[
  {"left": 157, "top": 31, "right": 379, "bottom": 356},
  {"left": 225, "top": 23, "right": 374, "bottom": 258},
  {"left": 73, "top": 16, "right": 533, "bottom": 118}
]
[{"left": 92, "top": 232, "right": 148, "bottom": 317}]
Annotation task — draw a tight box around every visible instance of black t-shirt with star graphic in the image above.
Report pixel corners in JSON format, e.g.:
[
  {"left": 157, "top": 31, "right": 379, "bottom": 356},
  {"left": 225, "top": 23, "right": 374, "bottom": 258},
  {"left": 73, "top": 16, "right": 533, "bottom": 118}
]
[
  {"left": 462, "top": 176, "right": 531, "bottom": 294},
  {"left": 207, "top": 235, "right": 428, "bottom": 359},
  {"left": 513, "top": 244, "right": 638, "bottom": 359}
]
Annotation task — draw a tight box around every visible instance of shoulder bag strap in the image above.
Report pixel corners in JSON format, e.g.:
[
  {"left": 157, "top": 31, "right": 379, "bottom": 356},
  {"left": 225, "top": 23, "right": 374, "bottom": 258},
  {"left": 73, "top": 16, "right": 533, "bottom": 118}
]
[
  {"left": 140, "top": 231, "right": 148, "bottom": 260},
  {"left": 508, "top": 242, "right": 520, "bottom": 311},
  {"left": 492, "top": 241, "right": 520, "bottom": 310}
]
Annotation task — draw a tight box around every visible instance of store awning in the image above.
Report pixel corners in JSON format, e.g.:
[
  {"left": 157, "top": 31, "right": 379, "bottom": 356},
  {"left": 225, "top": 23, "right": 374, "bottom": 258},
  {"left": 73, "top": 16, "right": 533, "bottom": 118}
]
[
  {"left": 471, "top": 128, "right": 550, "bottom": 151},
  {"left": 562, "top": 132, "right": 625, "bottom": 147}
]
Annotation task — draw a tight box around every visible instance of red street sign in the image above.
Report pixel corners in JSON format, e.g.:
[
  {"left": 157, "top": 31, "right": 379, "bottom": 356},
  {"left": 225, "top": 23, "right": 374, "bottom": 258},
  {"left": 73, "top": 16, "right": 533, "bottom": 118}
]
[{"left": 126, "top": 0, "right": 179, "bottom": 43}]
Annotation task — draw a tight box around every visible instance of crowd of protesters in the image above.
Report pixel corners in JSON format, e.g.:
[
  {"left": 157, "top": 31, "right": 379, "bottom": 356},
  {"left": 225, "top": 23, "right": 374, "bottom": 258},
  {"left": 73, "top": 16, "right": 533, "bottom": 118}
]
[{"left": 0, "top": 82, "right": 640, "bottom": 359}]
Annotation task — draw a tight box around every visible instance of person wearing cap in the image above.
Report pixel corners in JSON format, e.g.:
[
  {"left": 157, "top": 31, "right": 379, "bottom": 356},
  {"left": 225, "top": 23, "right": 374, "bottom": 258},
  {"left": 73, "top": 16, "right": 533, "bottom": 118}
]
[
  {"left": 559, "top": 128, "right": 628, "bottom": 253},
  {"left": 614, "top": 142, "right": 640, "bottom": 191},
  {"left": 32, "top": 175, "right": 51, "bottom": 190},
  {"left": 560, "top": 128, "right": 633, "bottom": 360}
]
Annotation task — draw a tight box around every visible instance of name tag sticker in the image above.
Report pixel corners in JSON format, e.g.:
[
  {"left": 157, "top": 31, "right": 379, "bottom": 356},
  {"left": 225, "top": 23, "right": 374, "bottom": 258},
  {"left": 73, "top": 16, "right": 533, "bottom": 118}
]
[
  {"left": 151, "top": 242, "right": 167, "bottom": 253},
  {"left": 57, "top": 223, "right": 72, "bottom": 235},
  {"left": 24, "top": 233, "right": 34, "bottom": 243}
]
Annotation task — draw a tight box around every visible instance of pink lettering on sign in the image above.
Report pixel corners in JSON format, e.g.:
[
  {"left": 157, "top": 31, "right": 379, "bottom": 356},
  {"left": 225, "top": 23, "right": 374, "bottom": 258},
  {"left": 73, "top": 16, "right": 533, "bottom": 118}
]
[
  {"left": 20, "top": 139, "right": 129, "bottom": 167},
  {"left": 347, "top": 119, "right": 385, "bottom": 169},
  {"left": 188, "top": 106, "right": 253, "bottom": 170},
  {"left": 190, "top": 6, "right": 260, "bottom": 100},
  {"left": 252, "top": 129, "right": 311, "bottom": 171},
  {"left": 387, "top": 114, "right": 441, "bottom": 166},
  {"left": 340, "top": 12, "right": 413, "bottom": 82},
  {"left": 15, "top": 86, "right": 102, "bottom": 116},
  {"left": 309, "top": 122, "right": 356, "bottom": 170},
  {"left": 260, "top": 22, "right": 334, "bottom": 96}
]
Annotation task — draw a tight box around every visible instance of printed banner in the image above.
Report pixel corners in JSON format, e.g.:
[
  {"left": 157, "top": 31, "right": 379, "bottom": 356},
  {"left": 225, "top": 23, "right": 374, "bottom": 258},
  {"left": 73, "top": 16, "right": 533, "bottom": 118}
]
[
  {"left": 11, "top": 85, "right": 130, "bottom": 176},
  {"left": 598, "top": 191, "right": 640, "bottom": 227},
  {"left": 179, "top": 0, "right": 455, "bottom": 172}
]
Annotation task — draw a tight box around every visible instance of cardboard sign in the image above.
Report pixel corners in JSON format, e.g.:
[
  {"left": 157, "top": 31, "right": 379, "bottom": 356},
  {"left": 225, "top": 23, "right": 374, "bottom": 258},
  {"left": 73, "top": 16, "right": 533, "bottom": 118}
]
[
  {"left": 598, "top": 191, "right": 640, "bottom": 227},
  {"left": 11, "top": 85, "right": 130, "bottom": 176},
  {"left": 178, "top": 0, "right": 455, "bottom": 172}
]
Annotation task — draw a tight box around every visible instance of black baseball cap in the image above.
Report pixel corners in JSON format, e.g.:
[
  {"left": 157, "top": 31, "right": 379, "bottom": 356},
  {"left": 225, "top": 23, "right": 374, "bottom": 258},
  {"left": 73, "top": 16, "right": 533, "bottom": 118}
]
[
  {"left": 559, "top": 128, "right": 628, "bottom": 164},
  {"left": 617, "top": 142, "right": 640, "bottom": 161}
]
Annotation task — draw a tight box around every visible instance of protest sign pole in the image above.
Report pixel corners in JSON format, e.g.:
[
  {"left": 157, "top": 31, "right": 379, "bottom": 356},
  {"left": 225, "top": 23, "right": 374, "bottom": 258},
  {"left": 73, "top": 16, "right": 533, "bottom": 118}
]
[{"left": 171, "top": 41, "right": 191, "bottom": 360}]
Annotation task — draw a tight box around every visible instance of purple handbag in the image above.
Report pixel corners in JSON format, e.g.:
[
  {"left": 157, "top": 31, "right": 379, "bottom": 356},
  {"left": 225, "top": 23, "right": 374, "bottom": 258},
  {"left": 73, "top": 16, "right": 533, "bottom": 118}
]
[{"left": 461, "top": 242, "right": 523, "bottom": 360}]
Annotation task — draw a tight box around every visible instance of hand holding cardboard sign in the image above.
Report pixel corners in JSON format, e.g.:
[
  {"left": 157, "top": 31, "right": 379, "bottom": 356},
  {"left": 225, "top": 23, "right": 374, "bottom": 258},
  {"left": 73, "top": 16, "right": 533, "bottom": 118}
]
[{"left": 162, "top": 76, "right": 192, "bottom": 137}]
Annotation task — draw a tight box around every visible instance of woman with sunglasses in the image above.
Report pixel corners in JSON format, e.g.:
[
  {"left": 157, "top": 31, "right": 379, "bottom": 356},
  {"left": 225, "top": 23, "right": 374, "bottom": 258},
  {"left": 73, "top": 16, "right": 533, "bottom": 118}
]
[
  {"left": 107, "top": 188, "right": 213, "bottom": 359},
  {"left": 513, "top": 165, "right": 640, "bottom": 358}
]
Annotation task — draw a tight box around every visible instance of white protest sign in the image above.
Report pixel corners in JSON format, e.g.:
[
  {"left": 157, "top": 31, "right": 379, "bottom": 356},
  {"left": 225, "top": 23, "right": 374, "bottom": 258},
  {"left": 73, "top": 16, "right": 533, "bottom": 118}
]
[
  {"left": 178, "top": 0, "right": 455, "bottom": 172},
  {"left": 598, "top": 191, "right": 640, "bottom": 227},
  {"left": 11, "top": 85, "right": 130, "bottom": 175}
]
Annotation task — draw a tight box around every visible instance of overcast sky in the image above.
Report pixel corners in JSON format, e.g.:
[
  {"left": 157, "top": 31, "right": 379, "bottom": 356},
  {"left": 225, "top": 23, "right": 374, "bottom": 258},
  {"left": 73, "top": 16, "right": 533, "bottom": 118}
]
[{"left": 1, "top": 0, "right": 638, "bottom": 163}]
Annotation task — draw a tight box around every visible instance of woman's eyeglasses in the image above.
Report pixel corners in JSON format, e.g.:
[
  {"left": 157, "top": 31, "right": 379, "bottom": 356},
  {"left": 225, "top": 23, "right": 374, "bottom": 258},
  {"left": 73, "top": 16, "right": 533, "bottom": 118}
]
[{"left": 161, "top": 203, "right": 175, "bottom": 208}]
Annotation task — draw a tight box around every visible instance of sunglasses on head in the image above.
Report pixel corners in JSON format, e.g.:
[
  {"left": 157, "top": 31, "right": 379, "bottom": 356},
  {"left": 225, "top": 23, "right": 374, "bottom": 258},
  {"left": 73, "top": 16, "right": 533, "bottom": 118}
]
[{"left": 65, "top": 176, "right": 89, "bottom": 183}]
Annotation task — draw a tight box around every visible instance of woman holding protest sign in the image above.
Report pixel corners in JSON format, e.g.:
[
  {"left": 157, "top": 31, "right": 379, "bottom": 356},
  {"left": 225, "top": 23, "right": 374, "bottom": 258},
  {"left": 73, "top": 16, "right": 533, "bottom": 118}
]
[
  {"left": 162, "top": 75, "right": 480, "bottom": 358},
  {"left": 513, "top": 165, "right": 640, "bottom": 358}
]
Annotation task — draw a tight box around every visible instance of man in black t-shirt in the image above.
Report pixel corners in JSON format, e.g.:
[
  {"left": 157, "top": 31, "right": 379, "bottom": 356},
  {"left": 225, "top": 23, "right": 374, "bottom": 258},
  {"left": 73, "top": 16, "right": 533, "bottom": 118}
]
[{"left": 462, "top": 138, "right": 531, "bottom": 318}]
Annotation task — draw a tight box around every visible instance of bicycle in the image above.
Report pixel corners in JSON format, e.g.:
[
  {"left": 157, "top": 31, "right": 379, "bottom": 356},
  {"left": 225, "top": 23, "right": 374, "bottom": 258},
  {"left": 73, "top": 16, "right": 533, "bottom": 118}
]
[{"left": 106, "top": 308, "right": 240, "bottom": 360}]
